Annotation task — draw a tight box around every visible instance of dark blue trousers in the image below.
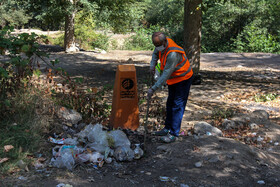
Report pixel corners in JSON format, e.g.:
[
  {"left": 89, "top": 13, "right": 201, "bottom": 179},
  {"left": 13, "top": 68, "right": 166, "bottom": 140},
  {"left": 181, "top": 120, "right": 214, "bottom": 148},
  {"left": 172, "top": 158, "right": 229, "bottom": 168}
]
[{"left": 164, "top": 76, "right": 193, "bottom": 136}]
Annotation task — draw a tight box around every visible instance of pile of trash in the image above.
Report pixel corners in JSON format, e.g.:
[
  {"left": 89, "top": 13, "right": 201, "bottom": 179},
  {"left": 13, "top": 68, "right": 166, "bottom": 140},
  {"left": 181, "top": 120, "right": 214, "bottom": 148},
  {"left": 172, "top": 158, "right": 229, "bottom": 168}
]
[{"left": 49, "top": 124, "right": 143, "bottom": 170}]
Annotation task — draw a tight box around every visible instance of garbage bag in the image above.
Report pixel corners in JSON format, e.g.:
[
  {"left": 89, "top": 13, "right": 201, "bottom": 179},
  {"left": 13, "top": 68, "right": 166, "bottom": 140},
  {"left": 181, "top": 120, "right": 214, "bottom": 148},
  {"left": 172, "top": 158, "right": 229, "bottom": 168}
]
[
  {"left": 87, "top": 124, "right": 108, "bottom": 147},
  {"left": 53, "top": 149, "right": 75, "bottom": 170},
  {"left": 114, "top": 146, "right": 134, "bottom": 162},
  {"left": 108, "top": 130, "right": 131, "bottom": 148},
  {"left": 64, "top": 137, "right": 78, "bottom": 145},
  {"left": 87, "top": 142, "right": 109, "bottom": 154},
  {"left": 88, "top": 152, "right": 104, "bottom": 163},
  {"left": 76, "top": 153, "right": 90, "bottom": 163}
]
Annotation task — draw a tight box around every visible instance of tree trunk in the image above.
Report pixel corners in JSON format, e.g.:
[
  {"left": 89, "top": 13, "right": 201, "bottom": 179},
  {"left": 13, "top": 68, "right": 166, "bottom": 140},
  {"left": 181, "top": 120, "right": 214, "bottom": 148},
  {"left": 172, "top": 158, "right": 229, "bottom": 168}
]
[
  {"left": 184, "top": 0, "right": 202, "bottom": 75},
  {"left": 64, "top": 0, "right": 78, "bottom": 53}
]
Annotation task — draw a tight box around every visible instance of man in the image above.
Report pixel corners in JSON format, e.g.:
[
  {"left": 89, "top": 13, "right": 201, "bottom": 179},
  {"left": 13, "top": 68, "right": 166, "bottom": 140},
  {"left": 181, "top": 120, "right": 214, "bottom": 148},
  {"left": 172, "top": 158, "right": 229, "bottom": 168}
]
[{"left": 147, "top": 32, "right": 193, "bottom": 143}]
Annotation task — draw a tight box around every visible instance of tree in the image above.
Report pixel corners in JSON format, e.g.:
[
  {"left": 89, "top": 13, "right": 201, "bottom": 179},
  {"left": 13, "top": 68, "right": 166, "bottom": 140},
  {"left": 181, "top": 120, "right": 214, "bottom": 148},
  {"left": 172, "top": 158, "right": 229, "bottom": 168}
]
[
  {"left": 63, "top": 0, "right": 139, "bottom": 52},
  {"left": 183, "top": 0, "right": 202, "bottom": 75},
  {"left": 64, "top": 0, "right": 78, "bottom": 52}
]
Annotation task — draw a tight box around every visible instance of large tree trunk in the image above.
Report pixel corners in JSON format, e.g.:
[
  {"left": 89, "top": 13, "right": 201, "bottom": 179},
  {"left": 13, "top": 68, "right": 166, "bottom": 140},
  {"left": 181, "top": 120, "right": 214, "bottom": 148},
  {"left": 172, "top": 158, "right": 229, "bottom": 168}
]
[
  {"left": 64, "top": 0, "right": 78, "bottom": 53},
  {"left": 184, "top": 0, "right": 202, "bottom": 75}
]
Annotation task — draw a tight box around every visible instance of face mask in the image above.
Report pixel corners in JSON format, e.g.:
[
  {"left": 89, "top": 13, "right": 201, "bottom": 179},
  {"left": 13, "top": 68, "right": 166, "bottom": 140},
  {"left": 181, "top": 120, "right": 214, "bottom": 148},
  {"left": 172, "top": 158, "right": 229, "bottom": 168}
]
[{"left": 156, "top": 45, "right": 165, "bottom": 52}]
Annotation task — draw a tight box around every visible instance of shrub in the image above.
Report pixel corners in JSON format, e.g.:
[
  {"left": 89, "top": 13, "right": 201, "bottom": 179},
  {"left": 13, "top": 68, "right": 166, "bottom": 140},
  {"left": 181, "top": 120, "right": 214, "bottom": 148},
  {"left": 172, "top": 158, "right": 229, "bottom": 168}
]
[
  {"left": 232, "top": 20, "right": 280, "bottom": 53},
  {"left": 75, "top": 11, "right": 109, "bottom": 50},
  {"left": 124, "top": 26, "right": 160, "bottom": 51}
]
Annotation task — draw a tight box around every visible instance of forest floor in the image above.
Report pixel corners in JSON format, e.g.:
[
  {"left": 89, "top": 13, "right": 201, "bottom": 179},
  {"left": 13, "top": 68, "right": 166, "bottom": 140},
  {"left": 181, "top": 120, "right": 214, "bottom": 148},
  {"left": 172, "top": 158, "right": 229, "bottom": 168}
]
[{"left": 1, "top": 42, "right": 280, "bottom": 186}]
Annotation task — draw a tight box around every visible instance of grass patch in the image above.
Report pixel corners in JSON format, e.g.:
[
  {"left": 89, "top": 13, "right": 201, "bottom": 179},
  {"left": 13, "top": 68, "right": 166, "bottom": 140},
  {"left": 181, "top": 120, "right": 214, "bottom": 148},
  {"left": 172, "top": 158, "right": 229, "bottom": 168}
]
[{"left": 0, "top": 87, "right": 52, "bottom": 174}]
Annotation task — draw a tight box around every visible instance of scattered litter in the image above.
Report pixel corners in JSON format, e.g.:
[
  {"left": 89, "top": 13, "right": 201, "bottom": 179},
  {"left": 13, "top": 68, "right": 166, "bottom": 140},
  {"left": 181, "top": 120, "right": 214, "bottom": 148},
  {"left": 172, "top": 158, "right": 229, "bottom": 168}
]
[
  {"left": 134, "top": 144, "right": 144, "bottom": 159},
  {"left": 180, "top": 184, "right": 190, "bottom": 187},
  {"left": 49, "top": 137, "right": 65, "bottom": 144},
  {"left": 49, "top": 123, "right": 143, "bottom": 170},
  {"left": 159, "top": 176, "right": 170, "bottom": 182},
  {"left": 274, "top": 142, "right": 279, "bottom": 146},
  {"left": 206, "top": 132, "right": 212, "bottom": 136},
  {"left": 257, "top": 136, "right": 264, "bottom": 142},
  {"left": 18, "top": 176, "right": 27, "bottom": 180},
  {"left": 56, "top": 183, "right": 73, "bottom": 187},
  {"left": 195, "top": 161, "right": 202, "bottom": 168},
  {"left": 257, "top": 180, "right": 265, "bottom": 184},
  {"left": 159, "top": 176, "right": 177, "bottom": 183}
]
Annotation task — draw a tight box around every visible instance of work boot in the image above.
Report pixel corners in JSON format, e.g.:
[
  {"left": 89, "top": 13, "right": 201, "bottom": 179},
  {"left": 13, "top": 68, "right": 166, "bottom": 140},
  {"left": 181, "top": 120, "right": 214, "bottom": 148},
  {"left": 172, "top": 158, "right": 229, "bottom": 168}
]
[{"left": 153, "top": 128, "right": 169, "bottom": 136}]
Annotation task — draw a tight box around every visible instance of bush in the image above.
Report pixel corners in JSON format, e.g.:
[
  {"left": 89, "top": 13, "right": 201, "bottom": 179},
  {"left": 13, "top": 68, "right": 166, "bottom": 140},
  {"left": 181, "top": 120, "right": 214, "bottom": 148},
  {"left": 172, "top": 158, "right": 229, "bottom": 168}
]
[
  {"left": 75, "top": 11, "right": 109, "bottom": 50},
  {"left": 232, "top": 20, "right": 280, "bottom": 53},
  {"left": 124, "top": 26, "right": 160, "bottom": 51}
]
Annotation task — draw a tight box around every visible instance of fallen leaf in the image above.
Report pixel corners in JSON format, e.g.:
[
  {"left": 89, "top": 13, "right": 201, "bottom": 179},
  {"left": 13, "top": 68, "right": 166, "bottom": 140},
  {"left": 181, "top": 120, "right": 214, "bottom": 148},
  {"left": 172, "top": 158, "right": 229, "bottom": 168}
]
[
  {"left": 0, "top": 158, "right": 9, "bottom": 164},
  {"left": 4, "top": 145, "right": 14, "bottom": 152}
]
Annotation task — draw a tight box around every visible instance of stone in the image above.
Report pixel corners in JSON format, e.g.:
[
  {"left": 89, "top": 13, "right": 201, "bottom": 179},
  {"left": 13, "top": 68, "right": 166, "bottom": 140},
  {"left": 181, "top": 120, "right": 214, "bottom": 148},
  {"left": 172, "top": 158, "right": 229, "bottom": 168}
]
[
  {"left": 249, "top": 123, "right": 259, "bottom": 130},
  {"left": 157, "top": 145, "right": 172, "bottom": 152},
  {"left": 208, "top": 156, "right": 220, "bottom": 163},
  {"left": 194, "top": 121, "right": 223, "bottom": 136},
  {"left": 250, "top": 110, "right": 269, "bottom": 120},
  {"left": 222, "top": 119, "right": 237, "bottom": 130}
]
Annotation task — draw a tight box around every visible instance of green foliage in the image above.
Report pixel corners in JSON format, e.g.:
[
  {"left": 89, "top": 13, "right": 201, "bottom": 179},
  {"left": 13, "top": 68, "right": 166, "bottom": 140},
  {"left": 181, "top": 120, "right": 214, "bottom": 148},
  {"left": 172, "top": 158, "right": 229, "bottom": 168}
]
[
  {"left": 74, "top": 11, "right": 109, "bottom": 50},
  {"left": 0, "top": 27, "right": 40, "bottom": 109},
  {"left": 254, "top": 93, "right": 279, "bottom": 102},
  {"left": 233, "top": 23, "right": 280, "bottom": 53},
  {"left": 212, "top": 108, "right": 235, "bottom": 121},
  {"left": 124, "top": 26, "right": 161, "bottom": 51},
  {"left": 202, "top": 0, "right": 280, "bottom": 53},
  {"left": 0, "top": 0, "right": 31, "bottom": 28}
]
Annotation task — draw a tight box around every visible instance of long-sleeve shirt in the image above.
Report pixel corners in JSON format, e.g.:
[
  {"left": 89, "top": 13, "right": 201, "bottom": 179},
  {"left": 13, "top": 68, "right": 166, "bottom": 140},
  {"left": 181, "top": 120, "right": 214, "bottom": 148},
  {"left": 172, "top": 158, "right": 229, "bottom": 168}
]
[{"left": 150, "top": 49, "right": 182, "bottom": 91}]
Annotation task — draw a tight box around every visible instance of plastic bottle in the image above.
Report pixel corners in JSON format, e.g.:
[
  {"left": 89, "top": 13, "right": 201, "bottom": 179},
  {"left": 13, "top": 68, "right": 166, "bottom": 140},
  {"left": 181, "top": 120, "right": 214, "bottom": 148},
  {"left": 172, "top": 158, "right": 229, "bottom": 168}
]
[{"left": 133, "top": 144, "right": 144, "bottom": 159}]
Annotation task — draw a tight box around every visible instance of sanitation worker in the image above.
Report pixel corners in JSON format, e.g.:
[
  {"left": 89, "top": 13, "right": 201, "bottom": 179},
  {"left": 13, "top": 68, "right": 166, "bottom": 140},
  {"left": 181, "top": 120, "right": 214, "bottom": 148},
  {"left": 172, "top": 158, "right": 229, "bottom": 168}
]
[{"left": 147, "top": 32, "right": 194, "bottom": 143}]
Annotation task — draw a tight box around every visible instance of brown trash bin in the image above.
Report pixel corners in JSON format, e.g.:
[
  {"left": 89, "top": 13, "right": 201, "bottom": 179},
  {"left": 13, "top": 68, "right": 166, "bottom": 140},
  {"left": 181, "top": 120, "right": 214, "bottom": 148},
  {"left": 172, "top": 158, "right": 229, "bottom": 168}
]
[{"left": 109, "top": 65, "right": 139, "bottom": 130}]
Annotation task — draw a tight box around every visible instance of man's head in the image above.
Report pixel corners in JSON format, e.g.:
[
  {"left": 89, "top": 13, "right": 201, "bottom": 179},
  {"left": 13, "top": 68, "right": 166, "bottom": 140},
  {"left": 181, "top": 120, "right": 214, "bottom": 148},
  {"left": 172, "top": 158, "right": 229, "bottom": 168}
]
[{"left": 152, "top": 32, "right": 167, "bottom": 51}]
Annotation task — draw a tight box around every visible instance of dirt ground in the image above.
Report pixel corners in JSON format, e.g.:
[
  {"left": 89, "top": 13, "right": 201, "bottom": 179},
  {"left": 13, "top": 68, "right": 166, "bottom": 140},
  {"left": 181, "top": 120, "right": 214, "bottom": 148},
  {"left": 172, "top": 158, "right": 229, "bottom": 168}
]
[{"left": 1, "top": 45, "right": 280, "bottom": 186}]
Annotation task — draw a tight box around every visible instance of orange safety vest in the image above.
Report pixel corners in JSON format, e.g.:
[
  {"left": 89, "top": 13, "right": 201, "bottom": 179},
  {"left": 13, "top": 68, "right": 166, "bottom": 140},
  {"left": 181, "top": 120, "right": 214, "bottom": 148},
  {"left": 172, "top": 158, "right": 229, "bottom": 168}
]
[{"left": 159, "top": 38, "right": 193, "bottom": 85}]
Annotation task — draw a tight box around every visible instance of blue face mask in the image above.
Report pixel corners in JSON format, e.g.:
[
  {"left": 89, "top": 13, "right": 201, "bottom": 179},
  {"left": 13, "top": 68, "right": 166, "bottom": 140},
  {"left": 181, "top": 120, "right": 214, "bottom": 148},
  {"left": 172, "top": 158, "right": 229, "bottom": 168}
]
[{"left": 156, "top": 45, "right": 165, "bottom": 52}]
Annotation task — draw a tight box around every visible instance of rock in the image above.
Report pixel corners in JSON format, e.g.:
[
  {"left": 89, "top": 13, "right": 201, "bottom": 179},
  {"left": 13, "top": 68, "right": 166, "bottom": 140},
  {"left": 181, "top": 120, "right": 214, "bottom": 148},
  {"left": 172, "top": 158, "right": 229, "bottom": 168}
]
[
  {"left": 157, "top": 145, "right": 172, "bottom": 152},
  {"left": 222, "top": 119, "right": 234, "bottom": 130},
  {"left": 57, "top": 107, "right": 82, "bottom": 125},
  {"left": 195, "top": 161, "right": 202, "bottom": 168},
  {"left": 250, "top": 110, "right": 269, "bottom": 120},
  {"left": 194, "top": 122, "right": 223, "bottom": 136},
  {"left": 208, "top": 156, "right": 220, "bottom": 163},
  {"left": 249, "top": 123, "right": 259, "bottom": 130}
]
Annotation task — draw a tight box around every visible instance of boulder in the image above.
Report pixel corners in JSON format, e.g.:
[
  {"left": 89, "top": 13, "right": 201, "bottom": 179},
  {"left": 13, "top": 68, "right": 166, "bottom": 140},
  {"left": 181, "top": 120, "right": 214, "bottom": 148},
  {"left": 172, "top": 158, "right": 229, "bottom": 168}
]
[
  {"left": 194, "top": 122, "right": 223, "bottom": 137},
  {"left": 249, "top": 110, "right": 269, "bottom": 121}
]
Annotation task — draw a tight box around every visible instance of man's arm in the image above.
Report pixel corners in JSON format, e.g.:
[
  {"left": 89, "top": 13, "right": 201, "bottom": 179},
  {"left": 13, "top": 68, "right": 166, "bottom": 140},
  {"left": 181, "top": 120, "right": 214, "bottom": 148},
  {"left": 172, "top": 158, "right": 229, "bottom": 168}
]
[
  {"left": 151, "top": 52, "right": 182, "bottom": 91},
  {"left": 150, "top": 49, "right": 159, "bottom": 72}
]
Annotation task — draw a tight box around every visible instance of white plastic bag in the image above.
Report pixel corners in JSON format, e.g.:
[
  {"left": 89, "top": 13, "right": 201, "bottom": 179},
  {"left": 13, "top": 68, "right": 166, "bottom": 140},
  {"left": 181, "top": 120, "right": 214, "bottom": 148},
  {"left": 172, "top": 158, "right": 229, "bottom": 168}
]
[
  {"left": 88, "top": 152, "right": 104, "bottom": 163},
  {"left": 108, "top": 130, "right": 131, "bottom": 148},
  {"left": 114, "top": 146, "right": 134, "bottom": 161}
]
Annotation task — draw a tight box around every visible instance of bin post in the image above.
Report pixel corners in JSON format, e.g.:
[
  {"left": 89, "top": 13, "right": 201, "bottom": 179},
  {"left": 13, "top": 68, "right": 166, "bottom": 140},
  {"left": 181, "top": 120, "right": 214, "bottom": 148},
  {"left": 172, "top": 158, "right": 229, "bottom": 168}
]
[{"left": 109, "top": 65, "right": 139, "bottom": 130}]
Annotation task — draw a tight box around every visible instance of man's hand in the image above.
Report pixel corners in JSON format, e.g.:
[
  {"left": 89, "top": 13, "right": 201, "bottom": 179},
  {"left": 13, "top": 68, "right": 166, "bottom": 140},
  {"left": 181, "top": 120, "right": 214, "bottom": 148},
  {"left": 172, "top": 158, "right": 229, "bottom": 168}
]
[
  {"left": 149, "top": 66, "right": 155, "bottom": 75},
  {"left": 147, "top": 88, "right": 154, "bottom": 100}
]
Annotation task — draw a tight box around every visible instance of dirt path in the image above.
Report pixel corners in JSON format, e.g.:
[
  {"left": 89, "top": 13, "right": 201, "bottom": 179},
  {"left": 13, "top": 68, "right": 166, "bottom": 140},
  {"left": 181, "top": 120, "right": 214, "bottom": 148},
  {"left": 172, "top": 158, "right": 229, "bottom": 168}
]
[{"left": 1, "top": 49, "right": 280, "bottom": 186}]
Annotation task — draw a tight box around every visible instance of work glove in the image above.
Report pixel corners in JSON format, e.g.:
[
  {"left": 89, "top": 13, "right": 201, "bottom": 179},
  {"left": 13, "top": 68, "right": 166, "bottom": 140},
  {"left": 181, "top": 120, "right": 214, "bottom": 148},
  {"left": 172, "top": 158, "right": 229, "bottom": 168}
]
[
  {"left": 149, "top": 65, "right": 155, "bottom": 75},
  {"left": 147, "top": 88, "right": 154, "bottom": 100}
]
